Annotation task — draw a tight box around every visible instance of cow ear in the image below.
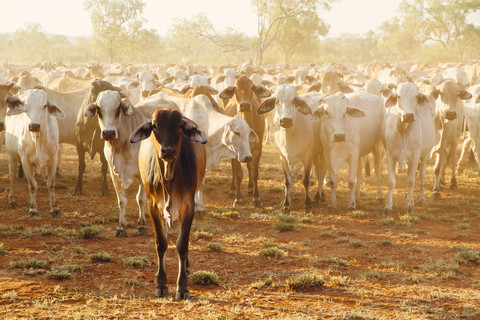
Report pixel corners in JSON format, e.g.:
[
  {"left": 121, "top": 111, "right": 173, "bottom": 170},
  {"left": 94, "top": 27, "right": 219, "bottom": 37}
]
[
  {"left": 347, "top": 106, "right": 365, "bottom": 118},
  {"left": 84, "top": 103, "right": 98, "bottom": 117},
  {"left": 476, "top": 94, "right": 480, "bottom": 104},
  {"left": 306, "top": 81, "right": 322, "bottom": 93},
  {"left": 47, "top": 101, "right": 65, "bottom": 119},
  {"left": 312, "top": 106, "right": 325, "bottom": 120},
  {"left": 205, "top": 86, "right": 219, "bottom": 95},
  {"left": 130, "top": 121, "right": 153, "bottom": 143},
  {"left": 257, "top": 97, "right": 276, "bottom": 114},
  {"left": 215, "top": 75, "right": 226, "bottom": 84},
  {"left": 293, "top": 96, "right": 312, "bottom": 115},
  {"left": 381, "top": 87, "right": 392, "bottom": 98},
  {"left": 219, "top": 86, "right": 237, "bottom": 100},
  {"left": 252, "top": 84, "right": 271, "bottom": 98},
  {"left": 120, "top": 98, "right": 134, "bottom": 116},
  {"left": 416, "top": 93, "right": 429, "bottom": 106},
  {"left": 430, "top": 88, "right": 440, "bottom": 100},
  {"left": 249, "top": 128, "right": 259, "bottom": 143},
  {"left": 385, "top": 94, "right": 398, "bottom": 108},
  {"left": 338, "top": 81, "right": 354, "bottom": 93},
  {"left": 6, "top": 96, "right": 26, "bottom": 116},
  {"left": 162, "top": 75, "right": 175, "bottom": 85},
  {"left": 182, "top": 120, "right": 208, "bottom": 144},
  {"left": 458, "top": 90, "right": 472, "bottom": 100}
]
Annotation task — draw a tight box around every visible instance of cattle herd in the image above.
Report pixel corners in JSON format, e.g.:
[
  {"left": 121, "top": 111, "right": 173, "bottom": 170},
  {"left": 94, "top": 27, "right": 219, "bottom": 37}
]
[{"left": 0, "top": 60, "right": 479, "bottom": 299}]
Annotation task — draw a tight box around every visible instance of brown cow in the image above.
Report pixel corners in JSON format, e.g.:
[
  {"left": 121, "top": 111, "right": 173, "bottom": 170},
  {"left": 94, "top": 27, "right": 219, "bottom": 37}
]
[
  {"left": 130, "top": 108, "right": 207, "bottom": 300},
  {"left": 219, "top": 76, "right": 271, "bottom": 207}
]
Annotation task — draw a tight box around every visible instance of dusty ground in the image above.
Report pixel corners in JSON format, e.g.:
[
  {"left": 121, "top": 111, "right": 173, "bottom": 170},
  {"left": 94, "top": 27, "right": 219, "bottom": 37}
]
[{"left": 1, "top": 142, "right": 480, "bottom": 320}]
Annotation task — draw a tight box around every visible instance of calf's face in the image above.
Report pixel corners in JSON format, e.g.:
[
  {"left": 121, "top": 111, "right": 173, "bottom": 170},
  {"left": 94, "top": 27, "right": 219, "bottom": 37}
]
[{"left": 84, "top": 90, "right": 134, "bottom": 141}]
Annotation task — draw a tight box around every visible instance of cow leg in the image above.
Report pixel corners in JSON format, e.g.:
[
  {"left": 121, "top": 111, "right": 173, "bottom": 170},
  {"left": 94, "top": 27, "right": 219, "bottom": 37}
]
[
  {"left": 194, "top": 176, "right": 206, "bottom": 215},
  {"left": 373, "top": 142, "right": 384, "bottom": 202},
  {"left": 355, "top": 158, "right": 362, "bottom": 201},
  {"left": 7, "top": 154, "right": 18, "bottom": 208},
  {"left": 348, "top": 159, "right": 357, "bottom": 209},
  {"left": 280, "top": 156, "right": 292, "bottom": 214},
  {"left": 175, "top": 201, "right": 195, "bottom": 300},
  {"left": 150, "top": 204, "right": 169, "bottom": 298},
  {"left": 384, "top": 154, "right": 396, "bottom": 214},
  {"left": 312, "top": 155, "right": 326, "bottom": 203},
  {"left": 328, "top": 168, "right": 338, "bottom": 209},
  {"left": 303, "top": 159, "right": 312, "bottom": 213},
  {"left": 232, "top": 159, "right": 244, "bottom": 207},
  {"left": 100, "top": 152, "right": 109, "bottom": 196},
  {"left": 456, "top": 134, "right": 471, "bottom": 172},
  {"left": 74, "top": 144, "right": 86, "bottom": 195},
  {"left": 406, "top": 157, "right": 419, "bottom": 213},
  {"left": 22, "top": 158, "right": 38, "bottom": 217},
  {"left": 110, "top": 170, "right": 128, "bottom": 238},
  {"left": 433, "top": 153, "right": 443, "bottom": 199},
  {"left": 136, "top": 184, "right": 147, "bottom": 235},
  {"left": 249, "top": 146, "right": 262, "bottom": 208},
  {"left": 418, "top": 157, "right": 427, "bottom": 205},
  {"left": 46, "top": 158, "right": 60, "bottom": 217},
  {"left": 449, "top": 142, "right": 458, "bottom": 189}
]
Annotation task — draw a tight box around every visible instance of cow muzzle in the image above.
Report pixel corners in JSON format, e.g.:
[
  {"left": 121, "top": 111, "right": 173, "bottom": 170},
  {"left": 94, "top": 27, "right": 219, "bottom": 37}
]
[
  {"left": 239, "top": 102, "right": 251, "bottom": 112},
  {"left": 239, "top": 155, "right": 252, "bottom": 163},
  {"left": 102, "top": 130, "right": 116, "bottom": 141},
  {"left": 161, "top": 146, "right": 176, "bottom": 160},
  {"left": 279, "top": 118, "right": 293, "bottom": 128},
  {"left": 28, "top": 123, "right": 41, "bottom": 132},
  {"left": 142, "top": 90, "right": 150, "bottom": 98},
  {"left": 333, "top": 133, "right": 345, "bottom": 142},
  {"left": 445, "top": 110, "right": 457, "bottom": 121},
  {"left": 402, "top": 113, "right": 415, "bottom": 123},
  {"left": 0, "top": 122, "right": 4, "bottom": 131}
]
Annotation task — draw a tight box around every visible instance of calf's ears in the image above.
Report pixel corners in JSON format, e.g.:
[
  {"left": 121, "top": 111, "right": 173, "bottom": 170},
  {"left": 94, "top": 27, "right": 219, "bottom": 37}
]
[
  {"left": 182, "top": 120, "right": 207, "bottom": 144},
  {"left": 458, "top": 90, "right": 472, "bottom": 100},
  {"left": 249, "top": 129, "right": 259, "bottom": 143},
  {"left": 293, "top": 96, "right": 312, "bottom": 115},
  {"left": 120, "top": 98, "right": 134, "bottom": 116},
  {"left": 258, "top": 97, "right": 276, "bottom": 114},
  {"left": 385, "top": 93, "right": 398, "bottom": 108},
  {"left": 130, "top": 121, "right": 153, "bottom": 143},
  {"left": 84, "top": 103, "right": 98, "bottom": 117},
  {"left": 6, "top": 96, "right": 26, "bottom": 116},
  {"left": 47, "top": 101, "right": 65, "bottom": 119},
  {"left": 219, "top": 86, "right": 237, "bottom": 100},
  {"left": 347, "top": 106, "right": 366, "bottom": 118},
  {"left": 252, "top": 85, "right": 271, "bottom": 98}
]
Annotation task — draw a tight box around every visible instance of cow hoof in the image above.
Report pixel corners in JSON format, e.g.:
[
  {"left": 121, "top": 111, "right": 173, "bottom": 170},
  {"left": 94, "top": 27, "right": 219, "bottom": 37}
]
[
  {"left": 407, "top": 206, "right": 415, "bottom": 213},
  {"left": 195, "top": 209, "right": 207, "bottom": 217},
  {"left": 450, "top": 184, "right": 457, "bottom": 190},
  {"left": 155, "top": 287, "right": 169, "bottom": 298},
  {"left": 50, "top": 208, "right": 61, "bottom": 217},
  {"left": 252, "top": 199, "right": 262, "bottom": 208},
  {"left": 115, "top": 228, "right": 127, "bottom": 238},
  {"left": 233, "top": 199, "right": 243, "bottom": 208},
  {"left": 73, "top": 189, "right": 83, "bottom": 196},
  {"left": 304, "top": 206, "right": 312, "bottom": 213},
  {"left": 433, "top": 192, "right": 441, "bottom": 200},
  {"left": 376, "top": 197, "right": 384, "bottom": 204},
  {"left": 384, "top": 207, "right": 392, "bottom": 215},
  {"left": 417, "top": 198, "right": 426, "bottom": 205},
  {"left": 175, "top": 291, "right": 190, "bottom": 300},
  {"left": 8, "top": 201, "right": 17, "bottom": 209},
  {"left": 137, "top": 226, "right": 147, "bottom": 235},
  {"left": 29, "top": 210, "right": 39, "bottom": 217},
  {"left": 283, "top": 207, "right": 290, "bottom": 215}
]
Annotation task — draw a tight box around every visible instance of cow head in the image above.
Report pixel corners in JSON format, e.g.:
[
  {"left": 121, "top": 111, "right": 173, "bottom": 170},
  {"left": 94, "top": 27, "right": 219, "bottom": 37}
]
[
  {"left": 384, "top": 82, "right": 432, "bottom": 124},
  {"left": 258, "top": 85, "right": 311, "bottom": 129},
  {"left": 313, "top": 93, "right": 365, "bottom": 142},
  {"left": 84, "top": 90, "right": 134, "bottom": 141},
  {"left": 219, "top": 76, "right": 271, "bottom": 113},
  {"left": 6, "top": 89, "right": 64, "bottom": 134},
  {"left": 137, "top": 71, "right": 160, "bottom": 98},
  {"left": 130, "top": 109, "right": 207, "bottom": 180},
  {"left": 436, "top": 79, "right": 472, "bottom": 121},
  {"left": 221, "top": 115, "right": 258, "bottom": 162}
]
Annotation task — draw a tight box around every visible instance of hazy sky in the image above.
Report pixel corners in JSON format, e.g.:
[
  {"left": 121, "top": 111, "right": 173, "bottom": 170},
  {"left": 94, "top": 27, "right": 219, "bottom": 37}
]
[{"left": 0, "top": 0, "right": 477, "bottom": 38}]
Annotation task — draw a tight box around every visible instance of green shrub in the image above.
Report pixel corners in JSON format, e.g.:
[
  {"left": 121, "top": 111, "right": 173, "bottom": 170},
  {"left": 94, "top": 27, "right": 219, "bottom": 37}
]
[
  {"left": 123, "top": 256, "right": 149, "bottom": 268},
  {"left": 79, "top": 225, "right": 103, "bottom": 239},
  {"left": 190, "top": 270, "right": 219, "bottom": 285},
  {"left": 90, "top": 252, "right": 112, "bottom": 262},
  {"left": 287, "top": 272, "right": 325, "bottom": 291}
]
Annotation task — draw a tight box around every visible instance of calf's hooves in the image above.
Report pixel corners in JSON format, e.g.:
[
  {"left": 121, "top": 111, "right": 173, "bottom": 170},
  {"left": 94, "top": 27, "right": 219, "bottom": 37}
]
[
  {"left": 29, "top": 210, "right": 39, "bottom": 217},
  {"left": 175, "top": 291, "right": 190, "bottom": 300},
  {"left": 50, "top": 208, "right": 61, "bottom": 217},
  {"left": 8, "top": 201, "right": 17, "bottom": 209},
  {"left": 155, "top": 287, "right": 169, "bottom": 298},
  {"left": 115, "top": 228, "right": 128, "bottom": 238}
]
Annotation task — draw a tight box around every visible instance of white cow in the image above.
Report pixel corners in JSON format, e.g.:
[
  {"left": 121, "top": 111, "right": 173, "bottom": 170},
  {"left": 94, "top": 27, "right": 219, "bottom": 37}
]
[
  {"left": 431, "top": 79, "right": 472, "bottom": 198},
  {"left": 6, "top": 89, "right": 65, "bottom": 216},
  {"left": 258, "top": 85, "right": 321, "bottom": 213},
  {"left": 182, "top": 94, "right": 258, "bottom": 213},
  {"left": 457, "top": 84, "right": 480, "bottom": 171},
  {"left": 313, "top": 90, "right": 384, "bottom": 209},
  {"left": 382, "top": 82, "right": 436, "bottom": 213},
  {"left": 84, "top": 90, "right": 164, "bottom": 237}
]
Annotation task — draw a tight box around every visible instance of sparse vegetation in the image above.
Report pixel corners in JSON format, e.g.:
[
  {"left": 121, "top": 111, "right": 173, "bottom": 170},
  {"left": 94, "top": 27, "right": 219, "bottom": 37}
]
[
  {"left": 287, "top": 272, "right": 325, "bottom": 291},
  {"left": 90, "top": 252, "right": 112, "bottom": 262},
  {"left": 190, "top": 270, "right": 219, "bottom": 285},
  {"left": 79, "top": 225, "right": 104, "bottom": 239},
  {"left": 123, "top": 256, "right": 149, "bottom": 269}
]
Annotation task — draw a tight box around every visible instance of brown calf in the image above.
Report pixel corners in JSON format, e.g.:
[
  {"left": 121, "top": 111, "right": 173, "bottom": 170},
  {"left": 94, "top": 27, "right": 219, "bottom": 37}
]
[{"left": 130, "top": 109, "right": 207, "bottom": 300}]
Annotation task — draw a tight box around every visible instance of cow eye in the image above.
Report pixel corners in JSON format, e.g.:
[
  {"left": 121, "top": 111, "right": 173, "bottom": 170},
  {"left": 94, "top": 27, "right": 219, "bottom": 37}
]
[
  {"left": 115, "top": 106, "right": 121, "bottom": 118},
  {"left": 233, "top": 131, "right": 240, "bottom": 136},
  {"left": 97, "top": 109, "right": 103, "bottom": 119},
  {"left": 324, "top": 110, "right": 329, "bottom": 116}
]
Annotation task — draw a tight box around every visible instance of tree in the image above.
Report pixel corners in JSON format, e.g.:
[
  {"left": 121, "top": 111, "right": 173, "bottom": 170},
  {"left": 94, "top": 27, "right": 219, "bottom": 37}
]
[
  {"left": 251, "top": 0, "right": 337, "bottom": 65},
  {"left": 375, "top": 17, "right": 421, "bottom": 62},
  {"left": 84, "top": 0, "right": 145, "bottom": 63},
  {"left": 399, "top": 0, "right": 480, "bottom": 60},
  {"left": 13, "top": 23, "right": 49, "bottom": 63}
]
